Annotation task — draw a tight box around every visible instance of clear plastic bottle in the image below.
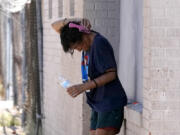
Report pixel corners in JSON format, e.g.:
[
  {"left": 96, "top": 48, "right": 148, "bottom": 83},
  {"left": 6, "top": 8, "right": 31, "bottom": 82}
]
[{"left": 58, "top": 76, "right": 72, "bottom": 89}]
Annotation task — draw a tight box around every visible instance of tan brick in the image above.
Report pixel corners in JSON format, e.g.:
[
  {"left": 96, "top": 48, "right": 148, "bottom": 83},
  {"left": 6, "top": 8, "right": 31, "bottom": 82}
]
[
  {"left": 150, "top": 28, "right": 166, "bottom": 37},
  {"left": 150, "top": 8, "right": 166, "bottom": 17},
  {"left": 149, "top": 120, "right": 164, "bottom": 131}
]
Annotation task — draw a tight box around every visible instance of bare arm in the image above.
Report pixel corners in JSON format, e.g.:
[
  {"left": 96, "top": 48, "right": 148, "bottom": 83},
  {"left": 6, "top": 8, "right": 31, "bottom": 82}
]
[
  {"left": 51, "top": 18, "right": 91, "bottom": 34},
  {"left": 67, "top": 68, "right": 116, "bottom": 98},
  {"left": 93, "top": 69, "right": 116, "bottom": 87}
]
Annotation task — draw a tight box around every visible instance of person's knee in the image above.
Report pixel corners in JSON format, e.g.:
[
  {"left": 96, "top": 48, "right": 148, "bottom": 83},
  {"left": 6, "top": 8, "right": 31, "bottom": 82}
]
[
  {"left": 95, "top": 129, "right": 116, "bottom": 135},
  {"left": 90, "top": 130, "right": 96, "bottom": 135}
]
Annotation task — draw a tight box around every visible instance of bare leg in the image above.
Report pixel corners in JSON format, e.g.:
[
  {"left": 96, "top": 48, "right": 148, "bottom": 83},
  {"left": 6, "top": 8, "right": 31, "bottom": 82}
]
[
  {"left": 90, "top": 130, "right": 96, "bottom": 135},
  {"left": 95, "top": 128, "right": 116, "bottom": 135}
]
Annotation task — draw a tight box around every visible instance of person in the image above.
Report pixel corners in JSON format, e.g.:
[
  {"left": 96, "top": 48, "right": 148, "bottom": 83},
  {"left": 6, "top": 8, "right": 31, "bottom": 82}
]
[{"left": 52, "top": 18, "right": 127, "bottom": 135}]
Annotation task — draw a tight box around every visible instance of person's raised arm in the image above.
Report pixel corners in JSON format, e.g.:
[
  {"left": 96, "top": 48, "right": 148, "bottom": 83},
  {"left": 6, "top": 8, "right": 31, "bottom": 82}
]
[{"left": 51, "top": 18, "right": 91, "bottom": 34}]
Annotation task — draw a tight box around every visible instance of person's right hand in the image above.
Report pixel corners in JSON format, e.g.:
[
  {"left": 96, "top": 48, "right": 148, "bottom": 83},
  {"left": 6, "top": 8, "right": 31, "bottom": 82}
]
[
  {"left": 67, "top": 84, "right": 86, "bottom": 98},
  {"left": 51, "top": 19, "right": 65, "bottom": 33},
  {"left": 81, "top": 18, "right": 91, "bottom": 30},
  {"left": 51, "top": 18, "right": 92, "bottom": 34}
]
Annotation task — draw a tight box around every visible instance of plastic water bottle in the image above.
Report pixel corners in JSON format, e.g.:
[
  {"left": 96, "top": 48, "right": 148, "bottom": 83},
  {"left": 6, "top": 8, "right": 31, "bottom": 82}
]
[{"left": 58, "top": 76, "right": 72, "bottom": 89}]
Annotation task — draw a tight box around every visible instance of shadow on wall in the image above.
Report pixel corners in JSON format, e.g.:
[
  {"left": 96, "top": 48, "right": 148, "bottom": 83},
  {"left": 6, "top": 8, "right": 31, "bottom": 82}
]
[{"left": 119, "top": 0, "right": 143, "bottom": 104}]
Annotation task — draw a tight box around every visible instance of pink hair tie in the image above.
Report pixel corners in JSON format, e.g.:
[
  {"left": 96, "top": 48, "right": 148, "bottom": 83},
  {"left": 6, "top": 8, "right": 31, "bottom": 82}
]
[{"left": 69, "top": 23, "right": 90, "bottom": 34}]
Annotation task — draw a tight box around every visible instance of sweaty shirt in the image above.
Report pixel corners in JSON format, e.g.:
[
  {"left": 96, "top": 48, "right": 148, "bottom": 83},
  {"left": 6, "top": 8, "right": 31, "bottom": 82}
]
[{"left": 82, "top": 33, "right": 127, "bottom": 112}]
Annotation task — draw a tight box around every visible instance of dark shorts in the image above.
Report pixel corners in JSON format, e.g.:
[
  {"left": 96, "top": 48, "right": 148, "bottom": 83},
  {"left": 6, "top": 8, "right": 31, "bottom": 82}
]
[{"left": 90, "top": 107, "right": 124, "bottom": 134}]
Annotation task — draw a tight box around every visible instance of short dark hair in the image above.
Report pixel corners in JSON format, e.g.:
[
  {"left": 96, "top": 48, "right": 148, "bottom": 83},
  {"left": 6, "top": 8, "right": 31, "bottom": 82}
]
[{"left": 60, "top": 22, "right": 84, "bottom": 53}]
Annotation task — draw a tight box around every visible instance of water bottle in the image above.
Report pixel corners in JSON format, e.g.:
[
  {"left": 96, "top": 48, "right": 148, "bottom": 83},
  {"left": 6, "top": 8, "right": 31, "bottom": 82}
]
[{"left": 58, "top": 76, "right": 72, "bottom": 89}]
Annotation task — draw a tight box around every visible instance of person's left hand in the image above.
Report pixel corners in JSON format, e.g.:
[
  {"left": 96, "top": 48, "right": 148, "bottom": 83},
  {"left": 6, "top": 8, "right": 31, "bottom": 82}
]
[{"left": 67, "top": 84, "right": 85, "bottom": 98}]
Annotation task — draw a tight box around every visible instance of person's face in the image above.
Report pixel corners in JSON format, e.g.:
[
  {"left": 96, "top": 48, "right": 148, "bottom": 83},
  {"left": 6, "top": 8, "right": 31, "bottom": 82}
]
[
  {"left": 71, "top": 42, "right": 89, "bottom": 52},
  {"left": 70, "top": 36, "right": 90, "bottom": 52},
  {"left": 70, "top": 42, "right": 84, "bottom": 52}
]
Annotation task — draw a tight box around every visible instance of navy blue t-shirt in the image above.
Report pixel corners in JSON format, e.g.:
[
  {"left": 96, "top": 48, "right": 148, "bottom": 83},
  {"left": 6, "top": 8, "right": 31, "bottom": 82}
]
[{"left": 85, "top": 33, "right": 127, "bottom": 112}]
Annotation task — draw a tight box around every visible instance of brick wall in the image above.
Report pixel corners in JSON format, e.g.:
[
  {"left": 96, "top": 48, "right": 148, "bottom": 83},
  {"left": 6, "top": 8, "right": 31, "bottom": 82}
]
[
  {"left": 143, "top": 0, "right": 180, "bottom": 135},
  {"left": 42, "top": 0, "right": 84, "bottom": 135},
  {"left": 42, "top": 0, "right": 180, "bottom": 135}
]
